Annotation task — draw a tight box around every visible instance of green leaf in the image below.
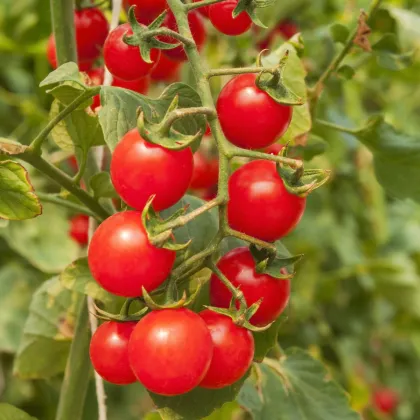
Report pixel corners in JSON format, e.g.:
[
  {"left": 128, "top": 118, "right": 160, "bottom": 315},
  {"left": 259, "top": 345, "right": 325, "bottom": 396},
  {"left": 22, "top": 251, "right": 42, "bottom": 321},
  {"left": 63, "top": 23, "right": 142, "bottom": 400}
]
[
  {"left": 0, "top": 404, "right": 37, "bottom": 420},
  {"left": 50, "top": 101, "right": 104, "bottom": 156},
  {"left": 253, "top": 317, "right": 284, "bottom": 362},
  {"left": 151, "top": 373, "right": 249, "bottom": 420},
  {"left": 330, "top": 23, "right": 350, "bottom": 44},
  {"left": 160, "top": 195, "right": 218, "bottom": 262},
  {"left": 233, "top": 0, "right": 274, "bottom": 28},
  {"left": 39, "top": 62, "right": 84, "bottom": 89},
  {"left": 47, "top": 82, "right": 91, "bottom": 108},
  {"left": 0, "top": 204, "right": 79, "bottom": 273},
  {"left": 238, "top": 350, "right": 361, "bottom": 420},
  {"left": 60, "top": 257, "right": 113, "bottom": 303},
  {"left": 356, "top": 116, "right": 420, "bottom": 203},
  {"left": 0, "top": 160, "right": 42, "bottom": 220},
  {"left": 0, "top": 263, "right": 44, "bottom": 353},
  {"left": 337, "top": 65, "right": 355, "bottom": 80},
  {"left": 98, "top": 83, "right": 204, "bottom": 151},
  {"left": 89, "top": 172, "right": 118, "bottom": 199},
  {"left": 372, "top": 33, "right": 413, "bottom": 71},
  {"left": 14, "top": 277, "right": 82, "bottom": 379}
]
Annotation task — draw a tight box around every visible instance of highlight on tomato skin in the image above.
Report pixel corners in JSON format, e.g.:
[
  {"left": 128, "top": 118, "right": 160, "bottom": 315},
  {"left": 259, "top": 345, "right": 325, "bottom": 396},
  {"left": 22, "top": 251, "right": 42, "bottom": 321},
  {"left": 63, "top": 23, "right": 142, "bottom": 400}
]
[
  {"left": 128, "top": 308, "right": 214, "bottom": 396},
  {"left": 210, "top": 247, "right": 291, "bottom": 326},
  {"left": 90, "top": 321, "right": 137, "bottom": 385},
  {"left": 88, "top": 211, "right": 176, "bottom": 298}
]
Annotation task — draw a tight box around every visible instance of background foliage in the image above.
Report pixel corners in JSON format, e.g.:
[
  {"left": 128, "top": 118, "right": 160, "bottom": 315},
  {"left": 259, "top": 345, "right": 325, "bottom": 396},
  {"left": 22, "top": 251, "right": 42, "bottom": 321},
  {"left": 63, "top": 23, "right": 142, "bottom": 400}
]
[{"left": 0, "top": 0, "right": 419, "bottom": 419}]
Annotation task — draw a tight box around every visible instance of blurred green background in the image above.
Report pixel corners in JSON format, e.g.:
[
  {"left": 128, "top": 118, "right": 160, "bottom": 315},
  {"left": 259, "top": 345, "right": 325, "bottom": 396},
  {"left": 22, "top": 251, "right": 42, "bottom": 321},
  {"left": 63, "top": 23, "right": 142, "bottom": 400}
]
[{"left": 0, "top": 0, "right": 420, "bottom": 419}]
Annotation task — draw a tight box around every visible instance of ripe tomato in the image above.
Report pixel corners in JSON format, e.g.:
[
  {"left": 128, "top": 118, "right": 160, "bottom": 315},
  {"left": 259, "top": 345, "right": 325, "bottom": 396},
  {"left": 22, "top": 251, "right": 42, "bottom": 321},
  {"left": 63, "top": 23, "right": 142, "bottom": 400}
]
[
  {"left": 228, "top": 160, "right": 306, "bottom": 242},
  {"left": 264, "top": 143, "right": 285, "bottom": 155},
  {"left": 111, "top": 129, "right": 194, "bottom": 211},
  {"left": 209, "top": 0, "right": 252, "bottom": 36},
  {"left": 128, "top": 308, "right": 213, "bottom": 395},
  {"left": 199, "top": 310, "right": 254, "bottom": 389},
  {"left": 190, "top": 151, "right": 218, "bottom": 190},
  {"left": 125, "top": 0, "right": 167, "bottom": 25},
  {"left": 162, "top": 12, "right": 206, "bottom": 62},
  {"left": 69, "top": 214, "right": 89, "bottom": 246},
  {"left": 47, "top": 35, "right": 93, "bottom": 71},
  {"left": 210, "top": 247, "right": 291, "bottom": 326},
  {"left": 373, "top": 388, "right": 399, "bottom": 414},
  {"left": 217, "top": 74, "right": 292, "bottom": 149},
  {"left": 151, "top": 53, "right": 182, "bottom": 83},
  {"left": 193, "top": 0, "right": 209, "bottom": 17},
  {"left": 104, "top": 23, "right": 160, "bottom": 81},
  {"left": 90, "top": 321, "right": 137, "bottom": 385},
  {"left": 88, "top": 211, "right": 175, "bottom": 297}
]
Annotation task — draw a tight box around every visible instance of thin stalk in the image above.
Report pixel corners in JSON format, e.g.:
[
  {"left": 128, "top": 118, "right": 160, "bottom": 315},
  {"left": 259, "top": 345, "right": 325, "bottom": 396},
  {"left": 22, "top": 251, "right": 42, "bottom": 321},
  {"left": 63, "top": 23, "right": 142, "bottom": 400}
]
[
  {"left": 207, "top": 66, "right": 277, "bottom": 79},
  {"left": 185, "top": 0, "right": 225, "bottom": 11},
  {"left": 225, "top": 228, "right": 277, "bottom": 252},
  {"left": 55, "top": 299, "right": 91, "bottom": 420},
  {"left": 161, "top": 107, "right": 216, "bottom": 134},
  {"left": 20, "top": 151, "right": 109, "bottom": 220},
  {"left": 36, "top": 192, "right": 97, "bottom": 218},
  {"left": 143, "top": 28, "right": 194, "bottom": 47},
  {"left": 29, "top": 88, "right": 101, "bottom": 154},
  {"left": 316, "top": 119, "right": 360, "bottom": 134}
]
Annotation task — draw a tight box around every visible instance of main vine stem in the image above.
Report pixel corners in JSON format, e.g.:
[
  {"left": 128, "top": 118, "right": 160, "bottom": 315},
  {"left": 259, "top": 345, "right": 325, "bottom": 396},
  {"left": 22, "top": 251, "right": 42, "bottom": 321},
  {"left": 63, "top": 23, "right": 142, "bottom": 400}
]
[{"left": 50, "top": 1, "right": 92, "bottom": 419}]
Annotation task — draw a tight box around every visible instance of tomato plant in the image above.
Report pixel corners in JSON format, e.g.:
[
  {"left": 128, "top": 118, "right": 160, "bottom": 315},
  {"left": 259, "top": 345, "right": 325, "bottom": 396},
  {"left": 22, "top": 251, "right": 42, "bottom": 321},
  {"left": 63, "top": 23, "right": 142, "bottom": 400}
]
[
  {"left": 128, "top": 308, "right": 213, "bottom": 395},
  {"left": 88, "top": 211, "right": 176, "bottom": 297},
  {"left": 89, "top": 321, "right": 137, "bottom": 385},
  {"left": 1, "top": 0, "right": 419, "bottom": 419}
]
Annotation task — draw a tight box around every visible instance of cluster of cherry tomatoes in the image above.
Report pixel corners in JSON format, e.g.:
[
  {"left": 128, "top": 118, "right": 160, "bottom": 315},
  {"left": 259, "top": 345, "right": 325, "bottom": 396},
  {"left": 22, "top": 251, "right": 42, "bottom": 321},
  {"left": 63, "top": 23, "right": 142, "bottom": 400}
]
[{"left": 55, "top": 0, "right": 304, "bottom": 397}]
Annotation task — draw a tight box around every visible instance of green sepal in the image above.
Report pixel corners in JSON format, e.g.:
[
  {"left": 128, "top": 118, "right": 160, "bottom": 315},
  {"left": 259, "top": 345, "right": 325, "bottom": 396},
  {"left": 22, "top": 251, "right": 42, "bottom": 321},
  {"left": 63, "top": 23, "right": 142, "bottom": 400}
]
[
  {"left": 124, "top": 7, "right": 178, "bottom": 64},
  {"left": 137, "top": 96, "right": 204, "bottom": 151},
  {"left": 142, "top": 280, "right": 202, "bottom": 310},
  {"left": 256, "top": 50, "right": 303, "bottom": 106},
  {"left": 93, "top": 301, "right": 148, "bottom": 322},
  {"left": 233, "top": 0, "right": 275, "bottom": 28}
]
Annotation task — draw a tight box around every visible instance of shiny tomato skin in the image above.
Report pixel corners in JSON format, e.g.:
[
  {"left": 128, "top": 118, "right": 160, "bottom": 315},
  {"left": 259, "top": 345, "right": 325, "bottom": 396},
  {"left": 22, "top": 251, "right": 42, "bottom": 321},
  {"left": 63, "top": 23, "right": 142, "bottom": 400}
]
[
  {"left": 373, "top": 388, "right": 399, "bottom": 414},
  {"left": 162, "top": 12, "right": 206, "bottom": 61},
  {"left": 151, "top": 53, "right": 182, "bottom": 82},
  {"left": 210, "top": 247, "right": 291, "bottom": 326},
  {"left": 104, "top": 23, "right": 160, "bottom": 81},
  {"left": 217, "top": 74, "right": 292, "bottom": 149},
  {"left": 209, "top": 0, "right": 252, "bottom": 36},
  {"left": 88, "top": 211, "right": 175, "bottom": 297},
  {"left": 90, "top": 321, "right": 137, "bottom": 385},
  {"left": 47, "top": 35, "right": 94, "bottom": 71},
  {"left": 228, "top": 160, "right": 306, "bottom": 242},
  {"left": 128, "top": 308, "right": 213, "bottom": 396},
  {"left": 125, "top": 0, "right": 167, "bottom": 25},
  {"left": 110, "top": 129, "right": 194, "bottom": 211},
  {"left": 190, "top": 151, "right": 219, "bottom": 190},
  {"left": 199, "top": 310, "right": 254, "bottom": 389},
  {"left": 69, "top": 214, "right": 89, "bottom": 246}
]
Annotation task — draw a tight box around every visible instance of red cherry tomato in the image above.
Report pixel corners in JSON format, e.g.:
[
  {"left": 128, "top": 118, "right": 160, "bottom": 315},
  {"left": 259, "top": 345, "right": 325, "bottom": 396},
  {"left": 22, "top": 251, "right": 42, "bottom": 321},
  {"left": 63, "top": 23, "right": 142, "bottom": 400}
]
[
  {"left": 199, "top": 310, "right": 254, "bottom": 389},
  {"left": 190, "top": 151, "right": 219, "bottom": 190},
  {"left": 209, "top": 0, "right": 252, "bottom": 36},
  {"left": 217, "top": 74, "right": 292, "bottom": 149},
  {"left": 193, "top": 0, "right": 209, "bottom": 17},
  {"left": 69, "top": 214, "right": 89, "bottom": 246},
  {"left": 128, "top": 308, "right": 213, "bottom": 396},
  {"left": 228, "top": 160, "right": 306, "bottom": 242},
  {"left": 210, "top": 247, "right": 291, "bottom": 326},
  {"left": 104, "top": 23, "right": 160, "bottom": 81},
  {"left": 47, "top": 35, "right": 94, "bottom": 71},
  {"left": 258, "top": 20, "right": 299, "bottom": 50},
  {"left": 264, "top": 143, "right": 285, "bottom": 155},
  {"left": 125, "top": 0, "right": 167, "bottom": 25},
  {"left": 111, "top": 129, "right": 194, "bottom": 211},
  {"left": 373, "top": 388, "right": 399, "bottom": 414},
  {"left": 151, "top": 53, "right": 182, "bottom": 83},
  {"left": 90, "top": 321, "right": 137, "bottom": 385},
  {"left": 68, "top": 155, "right": 79, "bottom": 172},
  {"left": 162, "top": 12, "right": 206, "bottom": 62},
  {"left": 88, "top": 211, "right": 175, "bottom": 297}
]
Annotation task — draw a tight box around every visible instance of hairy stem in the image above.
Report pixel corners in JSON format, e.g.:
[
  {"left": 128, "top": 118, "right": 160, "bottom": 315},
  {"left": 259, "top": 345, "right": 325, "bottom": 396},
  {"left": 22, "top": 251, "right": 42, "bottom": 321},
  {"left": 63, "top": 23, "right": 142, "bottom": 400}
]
[
  {"left": 36, "top": 192, "right": 98, "bottom": 218},
  {"left": 207, "top": 66, "right": 277, "bottom": 79},
  {"left": 185, "top": 0, "right": 225, "bottom": 11}
]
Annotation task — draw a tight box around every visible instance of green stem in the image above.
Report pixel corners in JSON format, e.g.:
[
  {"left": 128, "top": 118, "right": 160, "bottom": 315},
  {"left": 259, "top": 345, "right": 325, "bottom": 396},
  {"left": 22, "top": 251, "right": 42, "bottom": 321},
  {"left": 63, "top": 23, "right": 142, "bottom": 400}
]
[
  {"left": 316, "top": 119, "right": 360, "bottom": 134},
  {"left": 36, "top": 192, "right": 98, "bottom": 218},
  {"left": 185, "top": 0, "right": 225, "bottom": 11},
  {"left": 160, "top": 106, "right": 216, "bottom": 135},
  {"left": 20, "top": 151, "right": 109, "bottom": 220},
  {"left": 55, "top": 299, "right": 92, "bottom": 420},
  {"left": 207, "top": 66, "right": 277, "bottom": 79},
  {"left": 225, "top": 228, "right": 277, "bottom": 252},
  {"left": 143, "top": 28, "right": 194, "bottom": 47},
  {"left": 29, "top": 87, "right": 100, "bottom": 154}
]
